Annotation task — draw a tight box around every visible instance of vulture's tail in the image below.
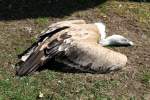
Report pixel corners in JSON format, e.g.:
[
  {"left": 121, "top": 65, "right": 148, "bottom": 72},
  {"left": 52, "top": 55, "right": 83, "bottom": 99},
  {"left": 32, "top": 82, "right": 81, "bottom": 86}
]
[{"left": 16, "top": 46, "right": 46, "bottom": 76}]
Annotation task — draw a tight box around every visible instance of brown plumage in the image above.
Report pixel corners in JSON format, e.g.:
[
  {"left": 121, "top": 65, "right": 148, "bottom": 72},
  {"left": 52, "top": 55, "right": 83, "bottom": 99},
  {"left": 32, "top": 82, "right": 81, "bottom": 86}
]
[{"left": 16, "top": 20, "right": 128, "bottom": 76}]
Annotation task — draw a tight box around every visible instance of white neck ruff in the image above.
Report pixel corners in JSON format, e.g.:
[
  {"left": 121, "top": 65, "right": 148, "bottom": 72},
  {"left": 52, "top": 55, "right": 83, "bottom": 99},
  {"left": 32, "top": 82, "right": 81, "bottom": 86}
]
[{"left": 94, "top": 22, "right": 106, "bottom": 40}]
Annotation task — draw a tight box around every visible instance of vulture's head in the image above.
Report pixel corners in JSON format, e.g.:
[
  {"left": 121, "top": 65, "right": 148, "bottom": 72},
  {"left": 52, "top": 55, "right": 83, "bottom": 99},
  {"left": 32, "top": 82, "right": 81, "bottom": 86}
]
[{"left": 100, "top": 35, "right": 134, "bottom": 47}]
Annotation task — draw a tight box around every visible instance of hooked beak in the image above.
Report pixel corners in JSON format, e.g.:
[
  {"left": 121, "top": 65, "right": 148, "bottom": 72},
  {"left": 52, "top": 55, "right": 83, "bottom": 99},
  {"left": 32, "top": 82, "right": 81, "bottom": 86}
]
[{"left": 129, "top": 41, "right": 134, "bottom": 46}]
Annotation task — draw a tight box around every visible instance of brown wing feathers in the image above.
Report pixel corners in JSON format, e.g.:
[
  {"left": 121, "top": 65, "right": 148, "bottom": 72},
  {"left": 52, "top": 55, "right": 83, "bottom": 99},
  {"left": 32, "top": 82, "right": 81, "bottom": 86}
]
[
  {"left": 16, "top": 28, "right": 72, "bottom": 76},
  {"left": 18, "top": 26, "right": 69, "bottom": 61},
  {"left": 18, "top": 20, "right": 84, "bottom": 62},
  {"left": 16, "top": 44, "right": 45, "bottom": 76}
]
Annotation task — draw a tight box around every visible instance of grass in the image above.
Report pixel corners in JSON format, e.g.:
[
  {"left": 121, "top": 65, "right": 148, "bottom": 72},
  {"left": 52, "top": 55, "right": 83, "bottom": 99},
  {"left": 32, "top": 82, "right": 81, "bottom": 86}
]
[
  {"left": 140, "top": 72, "right": 150, "bottom": 86},
  {"left": 34, "top": 17, "right": 49, "bottom": 26},
  {"left": 0, "top": 0, "right": 150, "bottom": 99}
]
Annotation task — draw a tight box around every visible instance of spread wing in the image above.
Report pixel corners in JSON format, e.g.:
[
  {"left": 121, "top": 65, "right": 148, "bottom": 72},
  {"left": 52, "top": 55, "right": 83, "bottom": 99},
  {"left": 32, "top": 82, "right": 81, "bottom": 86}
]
[
  {"left": 16, "top": 20, "right": 86, "bottom": 76},
  {"left": 16, "top": 23, "right": 96, "bottom": 76}
]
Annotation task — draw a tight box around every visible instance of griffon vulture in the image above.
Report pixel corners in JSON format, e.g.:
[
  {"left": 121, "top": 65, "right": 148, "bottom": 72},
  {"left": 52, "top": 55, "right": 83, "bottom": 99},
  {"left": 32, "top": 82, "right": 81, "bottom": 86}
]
[{"left": 16, "top": 20, "right": 133, "bottom": 76}]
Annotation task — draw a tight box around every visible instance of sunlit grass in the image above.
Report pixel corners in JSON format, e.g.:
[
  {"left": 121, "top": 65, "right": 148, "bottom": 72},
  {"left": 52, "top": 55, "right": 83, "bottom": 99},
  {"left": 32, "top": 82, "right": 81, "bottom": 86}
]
[
  {"left": 34, "top": 17, "right": 49, "bottom": 26},
  {"left": 140, "top": 72, "right": 150, "bottom": 86}
]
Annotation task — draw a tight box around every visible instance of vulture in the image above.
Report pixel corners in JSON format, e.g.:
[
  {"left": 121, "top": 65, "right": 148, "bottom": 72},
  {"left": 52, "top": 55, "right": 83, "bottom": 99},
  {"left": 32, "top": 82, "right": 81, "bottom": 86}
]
[{"left": 16, "top": 20, "right": 134, "bottom": 76}]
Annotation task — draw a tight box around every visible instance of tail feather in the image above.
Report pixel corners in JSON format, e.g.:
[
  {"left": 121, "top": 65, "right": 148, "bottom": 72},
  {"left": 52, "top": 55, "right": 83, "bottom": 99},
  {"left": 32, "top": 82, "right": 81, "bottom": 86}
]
[{"left": 16, "top": 49, "right": 45, "bottom": 76}]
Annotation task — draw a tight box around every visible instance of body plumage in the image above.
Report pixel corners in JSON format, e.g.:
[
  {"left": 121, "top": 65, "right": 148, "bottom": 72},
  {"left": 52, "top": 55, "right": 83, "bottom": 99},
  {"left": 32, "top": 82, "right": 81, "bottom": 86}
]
[{"left": 16, "top": 20, "right": 132, "bottom": 76}]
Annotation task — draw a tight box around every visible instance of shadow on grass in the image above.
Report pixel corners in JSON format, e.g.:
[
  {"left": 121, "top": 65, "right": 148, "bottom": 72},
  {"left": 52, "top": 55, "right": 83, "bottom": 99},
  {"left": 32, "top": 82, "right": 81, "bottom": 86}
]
[
  {"left": 0, "top": 0, "right": 149, "bottom": 20},
  {"left": 0, "top": 0, "right": 106, "bottom": 20},
  {"left": 15, "top": 59, "right": 87, "bottom": 76},
  {"left": 37, "top": 59, "right": 88, "bottom": 74}
]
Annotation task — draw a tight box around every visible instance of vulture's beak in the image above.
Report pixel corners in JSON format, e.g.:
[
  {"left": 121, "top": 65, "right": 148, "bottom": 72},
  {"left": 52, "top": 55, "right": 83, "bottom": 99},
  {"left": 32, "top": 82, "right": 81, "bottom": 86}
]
[{"left": 129, "top": 41, "right": 134, "bottom": 46}]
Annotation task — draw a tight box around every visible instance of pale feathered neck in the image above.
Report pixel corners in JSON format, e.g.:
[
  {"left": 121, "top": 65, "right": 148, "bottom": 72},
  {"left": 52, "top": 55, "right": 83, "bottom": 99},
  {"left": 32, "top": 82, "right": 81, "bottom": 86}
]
[
  {"left": 94, "top": 22, "right": 106, "bottom": 40},
  {"left": 94, "top": 22, "right": 134, "bottom": 46}
]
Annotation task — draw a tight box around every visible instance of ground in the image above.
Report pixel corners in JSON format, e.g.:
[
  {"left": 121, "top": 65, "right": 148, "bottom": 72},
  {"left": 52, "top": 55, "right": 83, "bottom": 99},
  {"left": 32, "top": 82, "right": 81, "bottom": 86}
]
[{"left": 0, "top": 0, "right": 150, "bottom": 100}]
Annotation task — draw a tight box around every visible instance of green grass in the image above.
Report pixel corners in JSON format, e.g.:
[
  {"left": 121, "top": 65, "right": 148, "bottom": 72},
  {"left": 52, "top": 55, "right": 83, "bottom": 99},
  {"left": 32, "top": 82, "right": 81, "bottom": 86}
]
[
  {"left": 140, "top": 72, "right": 150, "bottom": 86},
  {"left": 100, "top": 1, "right": 150, "bottom": 23},
  {"left": 0, "top": 0, "right": 150, "bottom": 99},
  {"left": 34, "top": 17, "right": 49, "bottom": 26}
]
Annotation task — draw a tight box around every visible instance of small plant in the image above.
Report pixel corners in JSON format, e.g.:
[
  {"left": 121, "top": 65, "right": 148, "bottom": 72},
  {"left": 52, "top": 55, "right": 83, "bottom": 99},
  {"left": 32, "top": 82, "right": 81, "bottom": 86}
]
[{"left": 141, "top": 72, "right": 150, "bottom": 86}]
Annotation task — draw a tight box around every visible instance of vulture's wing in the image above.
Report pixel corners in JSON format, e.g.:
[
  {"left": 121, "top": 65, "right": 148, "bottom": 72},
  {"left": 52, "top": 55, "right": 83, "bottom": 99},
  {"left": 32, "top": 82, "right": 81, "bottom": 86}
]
[
  {"left": 16, "top": 24, "right": 97, "bottom": 76},
  {"left": 16, "top": 29, "right": 73, "bottom": 76},
  {"left": 16, "top": 23, "right": 86, "bottom": 76},
  {"left": 18, "top": 20, "right": 86, "bottom": 62}
]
